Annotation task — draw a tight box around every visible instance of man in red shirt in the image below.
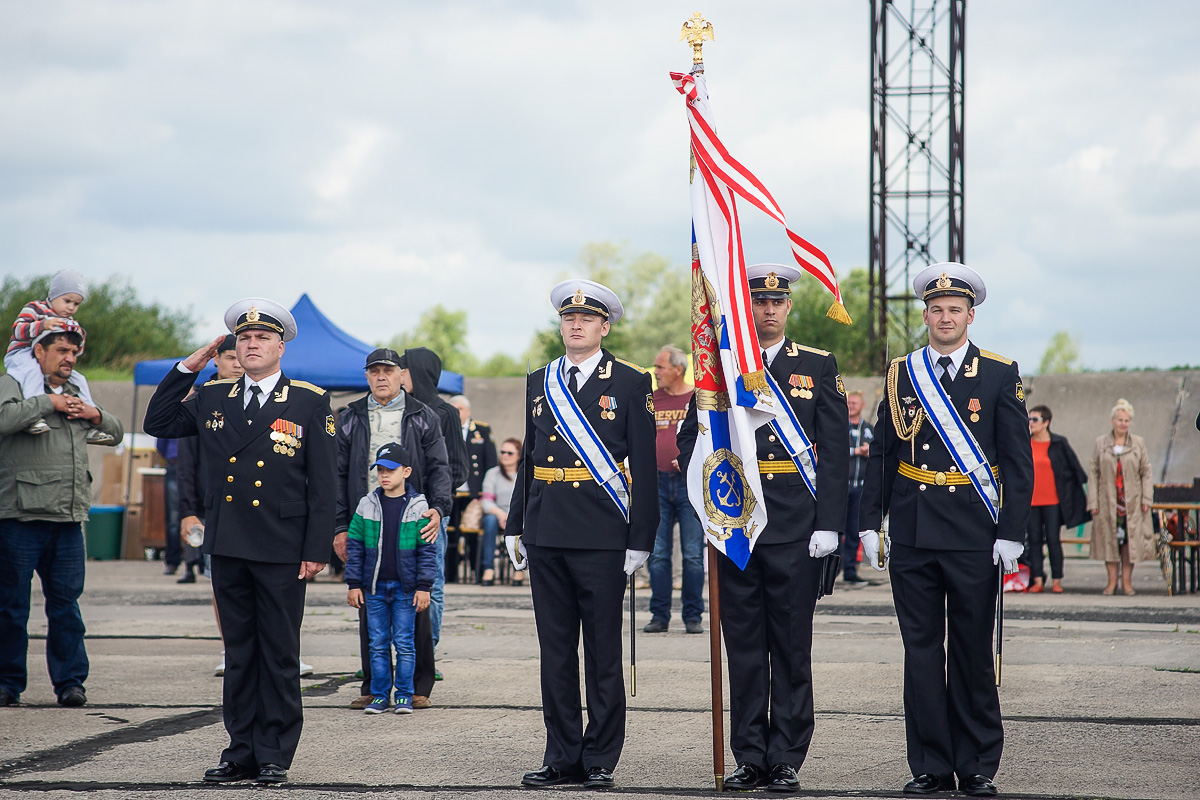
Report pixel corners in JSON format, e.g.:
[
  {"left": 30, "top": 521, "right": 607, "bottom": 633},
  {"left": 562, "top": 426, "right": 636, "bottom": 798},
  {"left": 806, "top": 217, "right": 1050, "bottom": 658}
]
[{"left": 643, "top": 345, "right": 704, "bottom": 635}]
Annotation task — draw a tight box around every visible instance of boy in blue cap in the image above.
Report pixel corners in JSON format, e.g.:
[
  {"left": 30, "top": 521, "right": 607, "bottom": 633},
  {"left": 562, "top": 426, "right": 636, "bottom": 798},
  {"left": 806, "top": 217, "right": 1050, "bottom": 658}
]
[{"left": 344, "top": 443, "right": 435, "bottom": 715}]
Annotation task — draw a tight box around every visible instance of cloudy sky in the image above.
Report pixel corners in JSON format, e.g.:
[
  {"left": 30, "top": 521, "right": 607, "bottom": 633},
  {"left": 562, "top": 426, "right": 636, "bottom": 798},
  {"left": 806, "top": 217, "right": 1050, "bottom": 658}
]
[{"left": 2, "top": 1, "right": 1197, "bottom": 371}]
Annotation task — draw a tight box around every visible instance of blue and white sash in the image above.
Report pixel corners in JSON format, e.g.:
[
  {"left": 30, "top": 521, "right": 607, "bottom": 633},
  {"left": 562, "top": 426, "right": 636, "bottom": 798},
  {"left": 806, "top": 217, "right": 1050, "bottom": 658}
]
[
  {"left": 762, "top": 369, "right": 818, "bottom": 499},
  {"left": 906, "top": 348, "right": 1000, "bottom": 523},
  {"left": 544, "top": 357, "right": 631, "bottom": 521}
]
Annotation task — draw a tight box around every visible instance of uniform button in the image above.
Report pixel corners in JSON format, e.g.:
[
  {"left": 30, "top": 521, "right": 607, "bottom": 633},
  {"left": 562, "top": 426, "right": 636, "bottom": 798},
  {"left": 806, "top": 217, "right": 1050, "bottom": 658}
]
[
  {"left": 572, "top": 481, "right": 580, "bottom": 488},
  {"left": 229, "top": 457, "right": 236, "bottom": 463},
  {"left": 547, "top": 455, "right": 554, "bottom": 462},
  {"left": 768, "top": 435, "right": 776, "bottom": 442},
  {"left": 574, "top": 460, "right": 582, "bottom": 467},
  {"left": 257, "top": 461, "right": 264, "bottom": 467},
  {"left": 227, "top": 476, "right": 234, "bottom": 483},
  {"left": 766, "top": 473, "right": 775, "bottom": 481},
  {"left": 921, "top": 464, "right": 928, "bottom": 470},
  {"left": 949, "top": 466, "right": 958, "bottom": 472},
  {"left": 252, "top": 499, "right": 260, "bottom": 507},
  {"left": 768, "top": 453, "right": 776, "bottom": 460},
  {"left": 225, "top": 495, "right": 233, "bottom": 502},
  {"left": 919, "top": 484, "right": 926, "bottom": 491},
  {"left": 549, "top": 435, "right": 557, "bottom": 442},
  {"left": 255, "top": 481, "right": 262, "bottom": 487},
  {"left": 922, "top": 443, "right": 930, "bottom": 451},
  {"left": 948, "top": 486, "right": 956, "bottom": 493}
]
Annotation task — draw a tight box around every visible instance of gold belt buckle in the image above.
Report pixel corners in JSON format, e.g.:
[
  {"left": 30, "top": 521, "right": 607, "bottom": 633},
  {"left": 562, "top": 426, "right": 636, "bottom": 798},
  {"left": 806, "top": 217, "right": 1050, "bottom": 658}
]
[
  {"left": 553, "top": 468, "right": 565, "bottom": 482},
  {"left": 934, "top": 471, "right": 948, "bottom": 486}
]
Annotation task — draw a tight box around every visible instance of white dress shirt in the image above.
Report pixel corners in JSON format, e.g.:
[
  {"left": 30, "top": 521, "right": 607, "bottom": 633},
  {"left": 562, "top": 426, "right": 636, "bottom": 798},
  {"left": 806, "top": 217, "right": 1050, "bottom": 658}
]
[
  {"left": 561, "top": 349, "right": 604, "bottom": 391},
  {"left": 243, "top": 371, "right": 282, "bottom": 410},
  {"left": 926, "top": 340, "right": 970, "bottom": 382},
  {"left": 761, "top": 339, "right": 787, "bottom": 369}
]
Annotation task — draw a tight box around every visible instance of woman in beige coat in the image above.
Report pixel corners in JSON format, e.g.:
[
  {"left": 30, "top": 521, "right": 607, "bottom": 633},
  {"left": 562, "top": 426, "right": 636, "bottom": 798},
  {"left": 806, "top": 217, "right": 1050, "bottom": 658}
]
[{"left": 1087, "top": 399, "right": 1154, "bottom": 595}]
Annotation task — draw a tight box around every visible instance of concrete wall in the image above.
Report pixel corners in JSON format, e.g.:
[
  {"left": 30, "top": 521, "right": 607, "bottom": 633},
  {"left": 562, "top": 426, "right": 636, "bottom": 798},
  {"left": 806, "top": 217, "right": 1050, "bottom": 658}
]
[{"left": 88, "top": 368, "right": 1200, "bottom": 499}]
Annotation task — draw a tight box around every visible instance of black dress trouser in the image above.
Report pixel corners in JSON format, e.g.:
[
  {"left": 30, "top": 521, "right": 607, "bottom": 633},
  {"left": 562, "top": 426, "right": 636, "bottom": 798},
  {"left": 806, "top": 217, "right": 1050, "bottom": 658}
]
[
  {"left": 718, "top": 538, "right": 821, "bottom": 770},
  {"left": 211, "top": 555, "right": 307, "bottom": 769},
  {"left": 889, "top": 543, "right": 1003, "bottom": 779},
  {"left": 1026, "top": 505, "right": 1064, "bottom": 581},
  {"left": 526, "top": 544, "right": 627, "bottom": 772}
]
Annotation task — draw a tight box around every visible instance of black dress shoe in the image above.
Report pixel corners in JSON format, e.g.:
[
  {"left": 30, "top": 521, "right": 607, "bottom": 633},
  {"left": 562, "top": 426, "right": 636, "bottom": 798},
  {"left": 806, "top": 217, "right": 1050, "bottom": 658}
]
[
  {"left": 0, "top": 688, "right": 17, "bottom": 706},
  {"left": 176, "top": 572, "right": 196, "bottom": 584},
  {"left": 642, "top": 618, "right": 668, "bottom": 633},
  {"left": 57, "top": 686, "right": 86, "bottom": 707},
  {"left": 583, "top": 766, "right": 614, "bottom": 789},
  {"left": 257, "top": 763, "right": 288, "bottom": 783},
  {"left": 959, "top": 775, "right": 997, "bottom": 797},
  {"left": 684, "top": 619, "right": 704, "bottom": 634},
  {"left": 725, "top": 763, "right": 768, "bottom": 791},
  {"left": 203, "top": 761, "right": 257, "bottom": 782},
  {"left": 766, "top": 763, "right": 800, "bottom": 793},
  {"left": 904, "top": 774, "right": 957, "bottom": 794},
  {"left": 521, "top": 765, "right": 581, "bottom": 787}
]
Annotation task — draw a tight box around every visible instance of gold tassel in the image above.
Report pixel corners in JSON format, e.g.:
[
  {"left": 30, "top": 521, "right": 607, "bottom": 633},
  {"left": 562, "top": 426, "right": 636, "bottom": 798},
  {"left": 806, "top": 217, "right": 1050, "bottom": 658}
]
[
  {"left": 825, "top": 300, "right": 853, "bottom": 325},
  {"left": 742, "top": 369, "right": 768, "bottom": 393}
]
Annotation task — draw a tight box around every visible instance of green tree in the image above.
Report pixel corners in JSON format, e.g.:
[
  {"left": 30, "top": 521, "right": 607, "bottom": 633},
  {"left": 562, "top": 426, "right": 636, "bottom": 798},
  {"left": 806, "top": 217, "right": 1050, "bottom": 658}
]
[
  {"left": 0, "top": 274, "right": 196, "bottom": 371},
  {"left": 783, "top": 267, "right": 905, "bottom": 375},
  {"left": 1039, "top": 331, "right": 1082, "bottom": 374},
  {"left": 387, "top": 305, "right": 476, "bottom": 374}
]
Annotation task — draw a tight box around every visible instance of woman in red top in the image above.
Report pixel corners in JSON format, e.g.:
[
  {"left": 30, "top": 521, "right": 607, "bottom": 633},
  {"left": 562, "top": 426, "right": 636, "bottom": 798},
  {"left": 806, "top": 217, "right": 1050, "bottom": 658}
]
[{"left": 1026, "top": 405, "right": 1090, "bottom": 593}]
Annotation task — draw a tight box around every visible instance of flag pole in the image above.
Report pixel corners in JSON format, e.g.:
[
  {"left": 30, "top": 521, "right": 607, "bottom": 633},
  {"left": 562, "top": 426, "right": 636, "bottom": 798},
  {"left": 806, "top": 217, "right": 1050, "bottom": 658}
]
[{"left": 680, "top": 12, "right": 721, "bottom": 790}]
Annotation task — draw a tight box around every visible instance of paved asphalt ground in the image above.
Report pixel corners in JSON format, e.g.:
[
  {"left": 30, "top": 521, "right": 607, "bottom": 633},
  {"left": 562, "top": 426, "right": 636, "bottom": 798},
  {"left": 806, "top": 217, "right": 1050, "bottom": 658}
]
[{"left": 1, "top": 556, "right": 1198, "bottom": 800}]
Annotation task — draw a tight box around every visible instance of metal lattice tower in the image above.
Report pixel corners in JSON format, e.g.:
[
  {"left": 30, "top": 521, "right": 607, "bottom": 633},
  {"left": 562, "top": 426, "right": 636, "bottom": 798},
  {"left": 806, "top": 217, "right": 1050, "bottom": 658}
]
[{"left": 868, "top": 0, "right": 966, "bottom": 370}]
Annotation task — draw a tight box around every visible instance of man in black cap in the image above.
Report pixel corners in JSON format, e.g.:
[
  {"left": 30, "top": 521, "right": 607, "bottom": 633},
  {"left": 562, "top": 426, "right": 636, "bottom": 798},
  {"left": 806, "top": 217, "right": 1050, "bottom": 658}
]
[
  {"left": 143, "top": 298, "right": 336, "bottom": 785},
  {"left": 859, "top": 263, "right": 1033, "bottom": 797},
  {"left": 507, "top": 279, "right": 658, "bottom": 790},
  {"left": 332, "top": 347, "right": 451, "bottom": 709},
  {"left": 677, "top": 263, "right": 848, "bottom": 793}
]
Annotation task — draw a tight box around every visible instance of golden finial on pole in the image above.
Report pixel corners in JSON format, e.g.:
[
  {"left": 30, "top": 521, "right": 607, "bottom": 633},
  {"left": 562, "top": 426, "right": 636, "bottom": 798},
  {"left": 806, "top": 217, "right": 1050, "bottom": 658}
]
[{"left": 679, "top": 11, "right": 715, "bottom": 65}]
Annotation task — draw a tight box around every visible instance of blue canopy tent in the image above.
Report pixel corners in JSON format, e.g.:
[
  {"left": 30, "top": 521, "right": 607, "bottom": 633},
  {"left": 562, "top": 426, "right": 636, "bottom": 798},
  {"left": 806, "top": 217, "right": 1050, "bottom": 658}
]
[{"left": 133, "top": 294, "right": 464, "bottom": 393}]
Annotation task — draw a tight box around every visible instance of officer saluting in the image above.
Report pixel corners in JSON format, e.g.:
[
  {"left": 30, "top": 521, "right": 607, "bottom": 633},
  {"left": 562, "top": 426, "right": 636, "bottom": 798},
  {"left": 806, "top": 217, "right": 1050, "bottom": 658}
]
[
  {"left": 677, "top": 263, "right": 849, "bottom": 793},
  {"left": 506, "top": 279, "right": 658, "bottom": 790},
  {"left": 859, "top": 264, "right": 1032, "bottom": 798},
  {"left": 143, "top": 298, "right": 336, "bottom": 785}
]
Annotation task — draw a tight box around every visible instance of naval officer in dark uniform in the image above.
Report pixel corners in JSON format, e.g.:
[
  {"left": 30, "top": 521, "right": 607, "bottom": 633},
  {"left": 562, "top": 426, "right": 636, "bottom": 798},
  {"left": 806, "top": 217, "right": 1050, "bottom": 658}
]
[
  {"left": 505, "top": 279, "right": 658, "bottom": 790},
  {"left": 859, "top": 263, "right": 1032, "bottom": 797},
  {"left": 677, "top": 263, "right": 848, "bottom": 793},
  {"left": 143, "top": 298, "right": 336, "bottom": 785}
]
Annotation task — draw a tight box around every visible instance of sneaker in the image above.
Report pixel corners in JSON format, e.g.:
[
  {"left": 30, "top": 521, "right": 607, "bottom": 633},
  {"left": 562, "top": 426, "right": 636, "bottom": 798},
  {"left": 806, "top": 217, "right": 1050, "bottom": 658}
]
[
  {"left": 433, "top": 669, "right": 443, "bottom": 682},
  {"left": 684, "top": 619, "right": 704, "bottom": 634},
  {"left": 84, "top": 429, "right": 115, "bottom": 444},
  {"left": 27, "top": 419, "right": 50, "bottom": 435},
  {"left": 393, "top": 697, "right": 413, "bottom": 715},
  {"left": 299, "top": 660, "right": 314, "bottom": 677},
  {"left": 364, "top": 696, "right": 390, "bottom": 715},
  {"left": 214, "top": 652, "right": 225, "bottom": 677}
]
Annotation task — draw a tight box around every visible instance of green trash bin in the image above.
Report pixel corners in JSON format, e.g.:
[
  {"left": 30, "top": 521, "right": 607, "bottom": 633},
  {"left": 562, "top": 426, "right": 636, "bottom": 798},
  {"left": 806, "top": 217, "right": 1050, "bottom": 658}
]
[{"left": 86, "top": 505, "right": 125, "bottom": 560}]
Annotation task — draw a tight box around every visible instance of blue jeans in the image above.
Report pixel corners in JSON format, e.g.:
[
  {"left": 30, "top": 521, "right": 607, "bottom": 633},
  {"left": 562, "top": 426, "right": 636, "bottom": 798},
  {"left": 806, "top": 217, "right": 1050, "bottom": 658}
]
[
  {"left": 480, "top": 512, "right": 501, "bottom": 578},
  {"left": 648, "top": 471, "right": 705, "bottom": 623},
  {"left": 364, "top": 580, "right": 417, "bottom": 701},
  {"left": 0, "top": 519, "right": 89, "bottom": 699},
  {"left": 431, "top": 518, "right": 447, "bottom": 650}
]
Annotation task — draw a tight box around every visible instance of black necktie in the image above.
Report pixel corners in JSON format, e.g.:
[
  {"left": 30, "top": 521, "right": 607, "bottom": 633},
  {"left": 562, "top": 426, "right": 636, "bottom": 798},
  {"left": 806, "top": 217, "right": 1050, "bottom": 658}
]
[
  {"left": 762, "top": 350, "right": 769, "bottom": 369},
  {"left": 245, "top": 384, "right": 262, "bottom": 423},
  {"left": 937, "top": 356, "right": 954, "bottom": 392},
  {"left": 567, "top": 366, "right": 581, "bottom": 396}
]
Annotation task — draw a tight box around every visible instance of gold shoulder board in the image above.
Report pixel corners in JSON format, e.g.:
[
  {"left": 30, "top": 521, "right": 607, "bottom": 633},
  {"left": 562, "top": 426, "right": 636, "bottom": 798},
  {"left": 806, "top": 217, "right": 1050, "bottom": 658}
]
[
  {"left": 474, "top": 420, "right": 490, "bottom": 428},
  {"left": 890, "top": 355, "right": 906, "bottom": 366},
  {"left": 793, "top": 343, "right": 831, "bottom": 357},
  {"left": 288, "top": 380, "right": 327, "bottom": 395},
  {"left": 202, "top": 378, "right": 238, "bottom": 387},
  {"left": 978, "top": 349, "right": 1014, "bottom": 365},
  {"left": 614, "top": 358, "right": 648, "bottom": 374}
]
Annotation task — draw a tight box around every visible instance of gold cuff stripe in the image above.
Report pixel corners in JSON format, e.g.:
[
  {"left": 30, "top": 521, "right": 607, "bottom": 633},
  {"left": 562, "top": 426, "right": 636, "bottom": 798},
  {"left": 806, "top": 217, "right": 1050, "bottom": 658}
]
[
  {"left": 758, "top": 460, "right": 798, "bottom": 474},
  {"left": 898, "top": 462, "right": 1000, "bottom": 486}
]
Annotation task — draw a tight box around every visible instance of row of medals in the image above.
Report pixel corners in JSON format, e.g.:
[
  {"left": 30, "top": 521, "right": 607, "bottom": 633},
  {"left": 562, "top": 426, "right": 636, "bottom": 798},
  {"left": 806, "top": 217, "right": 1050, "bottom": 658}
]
[
  {"left": 600, "top": 409, "right": 616, "bottom": 420},
  {"left": 790, "top": 388, "right": 814, "bottom": 399},
  {"left": 270, "top": 431, "right": 300, "bottom": 457}
]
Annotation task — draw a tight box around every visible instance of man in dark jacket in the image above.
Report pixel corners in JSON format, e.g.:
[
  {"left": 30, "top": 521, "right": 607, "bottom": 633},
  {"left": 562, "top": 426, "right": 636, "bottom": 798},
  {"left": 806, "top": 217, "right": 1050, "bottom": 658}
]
[
  {"left": 398, "top": 347, "right": 468, "bottom": 656},
  {"left": 333, "top": 347, "right": 451, "bottom": 709}
]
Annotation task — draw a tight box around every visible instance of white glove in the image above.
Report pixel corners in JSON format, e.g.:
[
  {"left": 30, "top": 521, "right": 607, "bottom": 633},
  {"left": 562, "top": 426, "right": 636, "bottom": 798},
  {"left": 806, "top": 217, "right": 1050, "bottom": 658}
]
[
  {"left": 623, "top": 549, "right": 650, "bottom": 576},
  {"left": 808, "top": 530, "right": 839, "bottom": 558},
  {"left": 505, "top": 535, "right": 528, "bottom": 571},
  {"left": 860, "top": 531, "right": 890, "bottom": 572},
  {"left": 993, "top": 539, "right": 1024, "bottom": 574}
]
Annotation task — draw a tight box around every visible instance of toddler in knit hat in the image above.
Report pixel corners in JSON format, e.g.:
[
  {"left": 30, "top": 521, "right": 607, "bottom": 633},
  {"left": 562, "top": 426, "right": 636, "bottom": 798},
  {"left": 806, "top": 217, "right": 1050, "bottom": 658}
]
[{"left": 4, "top": 269, "right": 106, "bottom": 439}]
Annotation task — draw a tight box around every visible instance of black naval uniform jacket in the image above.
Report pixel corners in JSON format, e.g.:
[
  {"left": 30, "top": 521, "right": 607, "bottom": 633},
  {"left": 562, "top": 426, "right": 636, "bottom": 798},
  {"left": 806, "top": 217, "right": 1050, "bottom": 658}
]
[
  {"left": 463, "top": 419, "right": 497, "bottom": 497},
  {"left": 677, "top": 339, "right": 849, "bottom": 543},
  {"left": 143, "top": 366, "right": 337, "bottom": 564},
  {"left": 860, "top": 342, "right": 1034, "bottom": 550},
  {"left": 507, "top": 350, "right": 658, "bottom": 552}
]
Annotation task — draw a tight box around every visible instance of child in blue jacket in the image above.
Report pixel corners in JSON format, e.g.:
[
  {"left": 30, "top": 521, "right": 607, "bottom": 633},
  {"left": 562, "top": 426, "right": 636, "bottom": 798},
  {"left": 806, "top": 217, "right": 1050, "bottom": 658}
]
[{"left": 345, "top": 443, "right": 435, "bottom": 714}]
